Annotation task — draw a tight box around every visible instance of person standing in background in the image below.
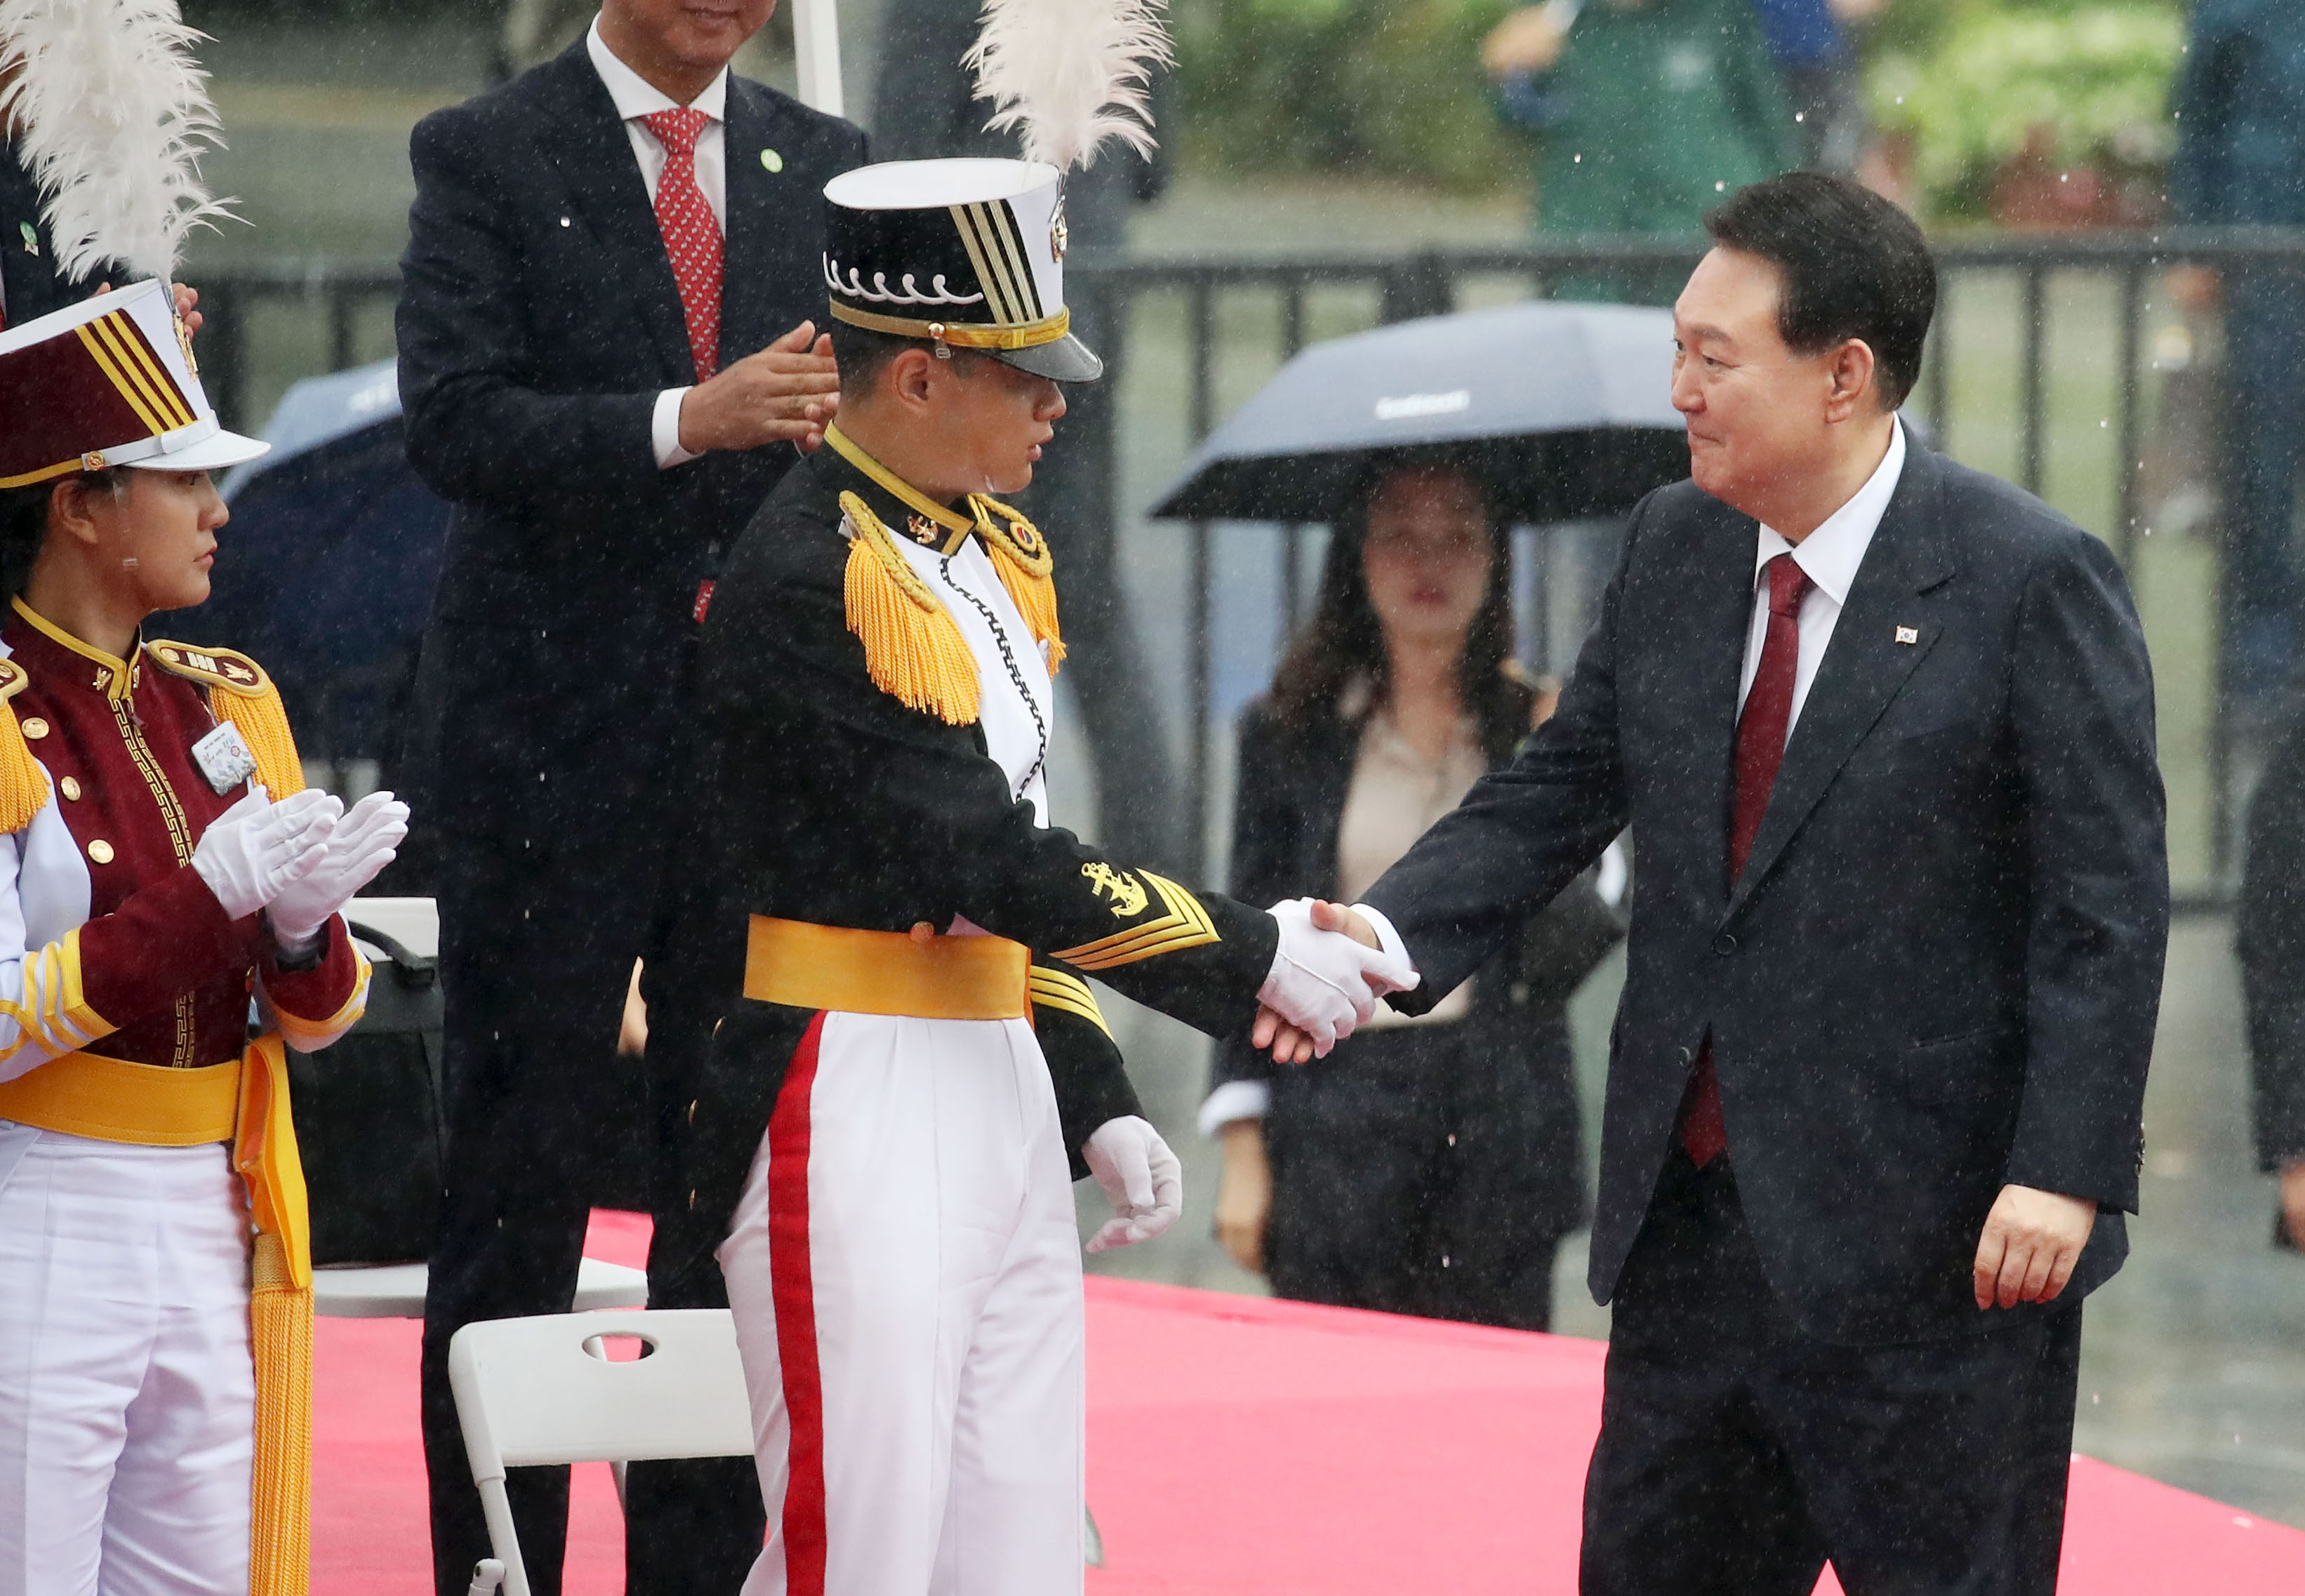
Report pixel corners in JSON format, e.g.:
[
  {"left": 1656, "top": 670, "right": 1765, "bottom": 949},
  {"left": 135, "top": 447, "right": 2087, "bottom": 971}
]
[
  {"left": 394, "top": 1, "right": 865, "bottom": 1590},
  {"left": 1206, "top": 460, "right": 1622, "bottom": 1330},
  {"left": 2166, "top": 0, "right": 2305, "bottom": 719},
  {"left": 872, "top": 0, "right": 1182, "bottom": 862},
  {"left": 2238, "top": 698, "right": 2305, "bottom": 1249},
  {"left": 1482, "top": 0, "right": 1798, "bottom": 303},
  {"left": 1749, "top": 0, "right": 1882, "bottom": 176}
]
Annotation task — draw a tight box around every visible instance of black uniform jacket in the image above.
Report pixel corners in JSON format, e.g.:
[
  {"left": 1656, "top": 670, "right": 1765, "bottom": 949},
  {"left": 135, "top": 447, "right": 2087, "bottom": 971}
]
[
  {"left": 656, "top": 446, "right": 1280, "bottom": 1288},
  {"left": 1210, "top": 693, "right": 1623, "bottom": 1244},
  {"left": 1364, "top": 443, "right": 2169, "bottom": 1345},
  {"left": 395, "top": 41, "right": 865, "bottom": 851},
  {"left": 2240, "top": 697, "right": 2305, "bottom": 1189}
]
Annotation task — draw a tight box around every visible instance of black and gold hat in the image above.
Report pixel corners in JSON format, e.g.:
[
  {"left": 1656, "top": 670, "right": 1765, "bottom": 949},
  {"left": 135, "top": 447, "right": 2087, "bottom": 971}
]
[{"left": 821, "top": 158, "right": 1102, "bottom": 384}]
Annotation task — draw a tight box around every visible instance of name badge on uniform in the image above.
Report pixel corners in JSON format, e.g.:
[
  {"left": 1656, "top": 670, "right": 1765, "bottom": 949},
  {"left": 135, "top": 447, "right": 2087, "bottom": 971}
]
[{"left": 192, "top": 721, "right": 258, "bottom": 794}]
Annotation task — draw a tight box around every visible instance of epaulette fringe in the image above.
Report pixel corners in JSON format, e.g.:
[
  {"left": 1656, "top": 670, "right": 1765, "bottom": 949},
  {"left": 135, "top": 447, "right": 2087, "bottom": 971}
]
[
  {"left": 840, "top": 492, "right": 983, "bottom": 726},
  {"left": 971, "top": 494, "right": 1065, "bottom": 672},
  {"left": 0, "top": 660, "right": 48, "bottom": 832},
  {"left": 146, "top": 641, "right": 306, "bottom": 797}
]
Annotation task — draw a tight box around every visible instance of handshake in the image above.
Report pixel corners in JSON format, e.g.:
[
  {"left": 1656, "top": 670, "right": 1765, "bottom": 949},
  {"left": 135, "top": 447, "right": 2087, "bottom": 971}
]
[
  {"left": 1254, "top": 898, "right": 1420, "bottom": 1065},
  {"left": 189, "top": 785, "right": 411, "bottom": 950}
]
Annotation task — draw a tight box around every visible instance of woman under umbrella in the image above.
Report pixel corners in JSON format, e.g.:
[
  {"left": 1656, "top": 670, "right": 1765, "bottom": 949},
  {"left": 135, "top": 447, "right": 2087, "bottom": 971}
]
[{"left": 1204, "top": 458, "right": 1623, "bottom": 1329}]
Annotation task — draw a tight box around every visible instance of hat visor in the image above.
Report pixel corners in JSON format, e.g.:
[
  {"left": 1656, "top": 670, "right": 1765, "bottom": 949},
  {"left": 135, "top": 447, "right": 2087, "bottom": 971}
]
[
  {"left": 124, "top": 428, "right": 271, "bottom": 474},
  {"left": 997, "top": 332, "right": 1103, "bottom": 384}
]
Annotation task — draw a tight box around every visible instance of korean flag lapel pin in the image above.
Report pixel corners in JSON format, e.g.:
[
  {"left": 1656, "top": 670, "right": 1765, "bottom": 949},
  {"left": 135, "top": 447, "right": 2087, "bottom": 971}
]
[{"left": 1894, "top": 625, "right": 1920, "bottom": 646}]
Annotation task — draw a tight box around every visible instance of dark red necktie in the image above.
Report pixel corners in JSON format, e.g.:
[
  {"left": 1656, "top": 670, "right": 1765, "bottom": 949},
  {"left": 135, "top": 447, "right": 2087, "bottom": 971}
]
[
  {"left": 1680, "top": 552, "right": 1811, "bottom": 1167},
  {"left": 642, "top": 107, "right": 723, "bottom": 381}
]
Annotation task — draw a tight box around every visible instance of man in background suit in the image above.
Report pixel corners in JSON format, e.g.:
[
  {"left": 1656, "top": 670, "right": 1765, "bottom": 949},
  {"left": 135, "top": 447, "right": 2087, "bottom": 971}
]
[
  {"left": 395, "top": 2, "right": 864, "bottom": 1590},
  {"left": 1283, "top": 174, "right": 2167, "bottom": 1591}
]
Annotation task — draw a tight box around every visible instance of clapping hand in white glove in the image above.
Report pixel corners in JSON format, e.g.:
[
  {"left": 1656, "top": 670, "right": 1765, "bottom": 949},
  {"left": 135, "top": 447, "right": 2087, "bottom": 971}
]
[
  {"left": 267, "top": 790, "right": 411, "bottom": 947},
  {"left": 1256, "top": 897, "right": 1419, "bottom": 1060},
  {"left": 191, "top": 785, "right": 340, "bottom": 922},
  {"left": 1082, "top": 1115, "right": 1184, "bottom": 1254}
]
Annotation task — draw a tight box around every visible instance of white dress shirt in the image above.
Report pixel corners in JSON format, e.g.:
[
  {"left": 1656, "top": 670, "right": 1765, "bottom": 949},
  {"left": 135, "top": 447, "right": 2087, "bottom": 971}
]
[
  {"left": 586, "top": 15, "right": 728, "bottom": 470},
  {"left": 1737, "top": 417, "right": 1907, "bottom": 731},
  {"left": 1349, "top": 420, "right": 1909, "bottom": 997}
]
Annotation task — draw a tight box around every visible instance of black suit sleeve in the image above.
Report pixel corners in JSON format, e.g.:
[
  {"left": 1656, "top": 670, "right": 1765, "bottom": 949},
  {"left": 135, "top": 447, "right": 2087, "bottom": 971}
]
[
  {"left": 726, "top": 553, "right": 1279, "bottom": 1037},
  {"left": 1998, "top": 530, "right": 2167, "bottom": 1212},
  {"left": 397, "top": 108, "right": 663, "bottom": 517},
  {"left": 1209, "top": 703, "right": 1302, "bottom": 1091},
  {"left": 2241, "top": 710, "right": 2305, "bottom": 1172},
  {"left": 1362, "top": 510, "right": 1638, "bottom": 1012}
]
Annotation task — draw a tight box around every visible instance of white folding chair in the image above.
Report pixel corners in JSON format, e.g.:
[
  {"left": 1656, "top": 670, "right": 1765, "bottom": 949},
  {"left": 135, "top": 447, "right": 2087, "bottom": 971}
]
[{"left": 448, "top": 1309, "right": 755, "bottom": 1596}]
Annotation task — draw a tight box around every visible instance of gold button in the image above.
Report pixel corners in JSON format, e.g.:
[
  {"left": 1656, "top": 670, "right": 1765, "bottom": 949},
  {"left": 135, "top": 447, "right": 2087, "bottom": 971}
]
[
  {"left": 58, "top": 776, "right": 80, "bottom": 801},
  {"left": 20, "top": 717, "right": 48, "bottom": 740},
  {"left": 86, "top": 839, "right": 113, "bottom": 864}
]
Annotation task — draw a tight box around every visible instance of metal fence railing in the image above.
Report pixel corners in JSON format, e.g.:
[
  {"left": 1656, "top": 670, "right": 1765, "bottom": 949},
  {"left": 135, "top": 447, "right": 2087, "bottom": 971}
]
[{"left": 189, "top": 227, "right": 2305, "bottom": 910}]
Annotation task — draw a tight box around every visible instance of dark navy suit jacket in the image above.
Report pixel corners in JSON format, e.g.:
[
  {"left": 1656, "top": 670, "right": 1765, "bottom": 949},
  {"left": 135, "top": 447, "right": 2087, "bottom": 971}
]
[
  {"left": 396, "top": 41, "right": 865, "bottom": 852},
  {"left": 1366, "top": 442, "right": 2169, "bottom": 1345}
]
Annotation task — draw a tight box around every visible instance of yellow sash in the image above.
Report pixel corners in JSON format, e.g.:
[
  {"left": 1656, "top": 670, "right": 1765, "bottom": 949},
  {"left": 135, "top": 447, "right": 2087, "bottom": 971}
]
[
  {"left": 0, "top": 1038, "right": 312, "bottom": 1596},
  {"left": 745, "top": 916, "right": 1030, "bottom": 1021}
]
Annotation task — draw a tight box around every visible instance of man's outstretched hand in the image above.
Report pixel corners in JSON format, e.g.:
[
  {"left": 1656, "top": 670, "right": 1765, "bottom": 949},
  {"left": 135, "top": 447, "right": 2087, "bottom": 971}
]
[
  {"left": 1972, "top": 1183, "right": 2096, "bottom": 1310},
  {"left": 1252, "top": 899, "right": 1411, "bottom": 1064},
  {"left": 677, "top": 319, "right": 842, "bottom": 455}
]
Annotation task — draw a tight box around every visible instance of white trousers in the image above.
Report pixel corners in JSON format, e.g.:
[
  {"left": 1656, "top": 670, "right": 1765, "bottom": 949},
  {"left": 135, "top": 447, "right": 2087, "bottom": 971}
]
[
  {"left": 718, "top": 1011, "right": 1086, "bottom": 1596},
  {"left": 0, "top": 1125, "right": 254, "bottom": 1596}
]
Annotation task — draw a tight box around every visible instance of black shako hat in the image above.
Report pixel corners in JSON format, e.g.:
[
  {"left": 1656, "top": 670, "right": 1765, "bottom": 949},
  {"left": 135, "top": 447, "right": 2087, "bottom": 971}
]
[{"left": 821, "top": 158, "right": 1103, "bottom": 384}]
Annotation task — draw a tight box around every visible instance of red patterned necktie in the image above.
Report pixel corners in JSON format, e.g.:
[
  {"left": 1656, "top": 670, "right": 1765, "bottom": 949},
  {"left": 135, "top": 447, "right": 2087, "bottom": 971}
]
[
  {"left": 642, "top": 107, "right": 723, "bottom": 381},
  {"left": 1679, "top": 552, "right": 1812, "bottom": 1168}
]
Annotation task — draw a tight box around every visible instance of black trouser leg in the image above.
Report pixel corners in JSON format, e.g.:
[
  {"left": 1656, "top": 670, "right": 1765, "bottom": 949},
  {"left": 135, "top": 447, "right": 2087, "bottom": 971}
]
[
  {"left": 1580, "top": 1156, "right": 1826, "bottom": 1596},
  {"left": 422, "top": 838, "right": 637, "bottom": 1596}
]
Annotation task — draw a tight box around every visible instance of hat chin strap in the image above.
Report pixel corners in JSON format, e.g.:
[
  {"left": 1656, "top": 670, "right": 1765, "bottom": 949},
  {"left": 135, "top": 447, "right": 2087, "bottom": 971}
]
[
  {"left": 0, "top": 415, "right": 224, "bottom": 488},
  {"left": 831, "top": 302, "right": 1070, "bottom": 354}
]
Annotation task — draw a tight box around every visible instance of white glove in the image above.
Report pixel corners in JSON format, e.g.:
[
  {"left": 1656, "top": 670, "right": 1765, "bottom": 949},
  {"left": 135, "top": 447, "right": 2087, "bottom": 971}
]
[
  {"left": 1256, "top": 898, "right": 1420, "bottom": 1058},
  {"left": 191, "top": 785, "right": 339, "bottom": 922},
  {"left": 267, "top": 790, "right": 411, "bottom": 946},
  {"left": 1082, "top": 1115, "right": 1183, "bottom": 1254}
]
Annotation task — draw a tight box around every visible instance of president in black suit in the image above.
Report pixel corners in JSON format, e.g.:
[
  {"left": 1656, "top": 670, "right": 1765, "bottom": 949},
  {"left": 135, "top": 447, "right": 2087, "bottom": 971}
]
[
  {"left": 1279, "top": 175, "right": 2167, "bottom": 1591},
  {"left": 395, "top": 2, "right": 864, "bottom": 1591}
]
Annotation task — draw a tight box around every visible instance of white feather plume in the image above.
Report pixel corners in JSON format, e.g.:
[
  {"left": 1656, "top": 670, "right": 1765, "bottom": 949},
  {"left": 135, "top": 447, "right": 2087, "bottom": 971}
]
[
  {"left": 0, "top": 0, "right": 237, "bottom": 284},
  {"left": 966, "top": 0, "right": 1172, "bottom": 173}
]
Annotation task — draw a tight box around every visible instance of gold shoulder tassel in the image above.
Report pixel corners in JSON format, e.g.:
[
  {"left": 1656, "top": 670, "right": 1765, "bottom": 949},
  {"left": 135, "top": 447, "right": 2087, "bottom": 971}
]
[
  {"left": 841, "top": 492, "right": 982, "bottom": 726},
  {"left": 970, "top": 495, "right": 1065, "bottom": 672},
  {"left": 0, "top": 661, "right": 51, "bottom": 833},
  {"left": 213, "top": 680, "right": 306, "bottom": 799},
  {"left": 146, "top": 642, "right": 307, "bottom": 797}
]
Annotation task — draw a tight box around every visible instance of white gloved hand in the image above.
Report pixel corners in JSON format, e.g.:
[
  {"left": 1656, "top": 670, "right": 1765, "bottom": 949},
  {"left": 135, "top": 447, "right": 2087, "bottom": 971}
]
[
  {"left": 266, "top": 790, "right": 411, "bottom": 946},
  {"left": 1082, "top": 1115, "right": 1183, "bottom": 1254},
  {"left": 1256, "top": 897, "right": 1420, "bottom": 1058},
  {"left": 191, "top": 785, "right": 339, "bottom": 922}
]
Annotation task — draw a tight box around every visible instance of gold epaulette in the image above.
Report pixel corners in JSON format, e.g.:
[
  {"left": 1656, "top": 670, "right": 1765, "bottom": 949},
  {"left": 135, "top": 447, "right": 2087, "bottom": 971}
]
[
  {"left": 840, "top": 492, "right": 983, "bottom": 726},
  {"left": 0, "top": 659, "right": 49, "bottom": 832},
  {"left": 969, "top": 496, "right": 1065, "bottom": 672},
  {"left": 145, "top": 640, "right": 306, "bottom": 797}
]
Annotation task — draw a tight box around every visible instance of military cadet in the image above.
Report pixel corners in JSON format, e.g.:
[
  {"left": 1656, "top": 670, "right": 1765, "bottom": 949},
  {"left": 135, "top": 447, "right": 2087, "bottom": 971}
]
[
  {"left": 658, "top": 157, "right": 1415, "bottom": 1596},
  {"left": 0, "top": 279, "right": 408, "bottom": 1596}
]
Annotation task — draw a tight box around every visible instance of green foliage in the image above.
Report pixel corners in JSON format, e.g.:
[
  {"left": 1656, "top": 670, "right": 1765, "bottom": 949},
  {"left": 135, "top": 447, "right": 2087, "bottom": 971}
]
[
  {"left": 1863, "top": 0, "right": 2183, "bottom": 218},
  {"left": 1174, "top": 0, "right": 1523, "bottom": 191}
]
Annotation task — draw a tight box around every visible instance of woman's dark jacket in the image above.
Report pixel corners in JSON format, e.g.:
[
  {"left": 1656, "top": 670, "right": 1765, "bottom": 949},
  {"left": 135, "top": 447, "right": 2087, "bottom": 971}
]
[{"left": 1212, "top": 692, "right": 1624, "bottom": 1243}]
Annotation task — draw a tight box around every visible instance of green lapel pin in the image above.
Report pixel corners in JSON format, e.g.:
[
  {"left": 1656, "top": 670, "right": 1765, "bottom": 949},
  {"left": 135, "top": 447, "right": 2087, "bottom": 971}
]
[
  {"left": 19, "top": 222, "right": 36, "bottom": 255},
  {"left": 761, "top": 148, "right": 784, "bottom": 174}
]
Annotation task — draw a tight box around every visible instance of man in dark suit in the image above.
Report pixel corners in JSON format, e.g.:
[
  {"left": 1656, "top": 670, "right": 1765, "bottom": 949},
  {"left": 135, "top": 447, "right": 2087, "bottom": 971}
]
[
  {"left": 394, "top": 2, "right": 864, "bottom": 1590},
  {"left": 1270, "top": 174, "right": 2168, "bottom": 1591}
]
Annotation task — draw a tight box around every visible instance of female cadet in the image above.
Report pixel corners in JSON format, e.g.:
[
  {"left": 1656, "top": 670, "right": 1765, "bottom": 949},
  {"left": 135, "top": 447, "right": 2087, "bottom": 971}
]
[{"left": 0, "top": 281, "right": 407, "bottom": 1595}]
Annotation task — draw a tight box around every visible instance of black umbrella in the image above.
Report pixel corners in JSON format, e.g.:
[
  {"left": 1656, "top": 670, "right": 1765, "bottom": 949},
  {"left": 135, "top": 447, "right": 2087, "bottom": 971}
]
[{"left": 1150, "top": 300, "right": 1689, "bottom": 525}]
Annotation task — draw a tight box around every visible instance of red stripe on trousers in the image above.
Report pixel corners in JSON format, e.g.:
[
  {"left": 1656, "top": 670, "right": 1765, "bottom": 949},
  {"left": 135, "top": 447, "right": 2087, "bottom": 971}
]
[{"left": 769, "top": 1012, "right": 830, "bottom": 1596}]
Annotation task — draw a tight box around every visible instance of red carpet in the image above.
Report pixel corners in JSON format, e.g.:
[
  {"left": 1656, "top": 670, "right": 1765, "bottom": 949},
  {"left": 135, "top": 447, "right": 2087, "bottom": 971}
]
[{"left": 314, "top": 1213, "right": 2305, "bottom": 1594}]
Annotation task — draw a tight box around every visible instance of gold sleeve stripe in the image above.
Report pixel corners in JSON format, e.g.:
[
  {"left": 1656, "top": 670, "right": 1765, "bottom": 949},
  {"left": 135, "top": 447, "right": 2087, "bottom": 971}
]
[
  {"left": 268, "top": 955, "right": 372, "bottom": 1051},
  {"left": 1052, "top": 871, "right": 1221, "bottom": 972},
  {"left": 1029, "top": 966, "right": 1112, "bottom": 1039},
  {"left": 0, "top": 928, "right": 112, "bottom": 1065}
]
